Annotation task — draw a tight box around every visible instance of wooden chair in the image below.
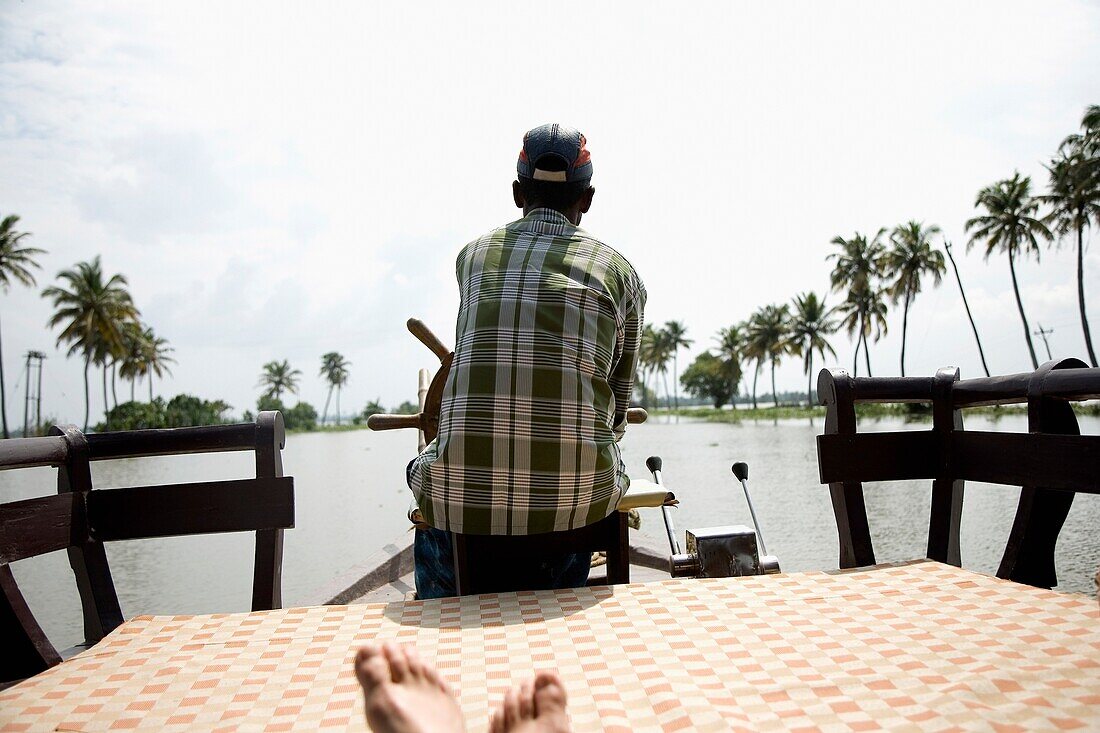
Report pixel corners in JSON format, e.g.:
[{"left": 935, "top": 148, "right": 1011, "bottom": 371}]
[
  {"left": 450, "top": 511, "right": 630, "bottom": 596},
  {"left": 815, "top": 358, "right": 1099, "bottom": 589},
  {"left": 0, "top": 412, "right": 294, "bottom": 686}
]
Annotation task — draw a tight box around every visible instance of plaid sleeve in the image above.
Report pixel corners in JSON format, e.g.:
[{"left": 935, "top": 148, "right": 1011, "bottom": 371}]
[{"left": 608, "top": 280, "right": 645, "bottom": 441}]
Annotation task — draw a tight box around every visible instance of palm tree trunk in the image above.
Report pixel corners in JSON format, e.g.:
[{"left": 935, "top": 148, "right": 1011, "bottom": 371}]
[
  {"left": 771, "top": 360, "right": 778, "bottom": 408},
  {"left": 0, "top": 314, "right": 8, "bottom": 439},
  {"left": 751, "top": 359, "right": 760, "bottom": 410},
  {"left": 807, "top": 353, "right": 814, "bottom": 407},
  {"left": 1076, "top": 220, "right": 1098, "bottom": 367},
  {"left": 322, "top": 385, "right": 333, "bottom": 425},
  {"left": 83, "top": 356, "right": 91, "bottom": 432},
  {"left": 336, "top": 386, "right": 341, "bottom": 426},
  {"left": 102, "top": 367, "right": 110, "bottom": 430},
  {"left": 111, "top": 362, "right": 118, "bottom": 410},
  {"left": 672, "top": 353, "right": 679, "bottom": 411},
  {"left": 130, "top": 379, "right": 135, "bottom": 403},
  {"left": 899, "top": 289, "right": 911, "bottom": 377},
  {"left": 862, "top": 329, "right": 872, "bottom": 377},
  {"left": 1008, "top": 250, "right": 1039, "bottom": 369},
  {"left": 661, "top": 371, "right": 671, "bottom": 413},
  {"left": 945, "top": 241, "right": 991, "bottom": 376},
  {"left": 852, "top": 331, "right": 860, "bottom": 376},
  {"left": 149, "top": 374, "right": 154, "bottom": 402}
]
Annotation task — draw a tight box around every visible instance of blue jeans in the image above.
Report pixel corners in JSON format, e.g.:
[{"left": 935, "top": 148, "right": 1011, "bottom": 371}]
[{"left": 413, "top": 526, "right": 592, "bottom": 600}]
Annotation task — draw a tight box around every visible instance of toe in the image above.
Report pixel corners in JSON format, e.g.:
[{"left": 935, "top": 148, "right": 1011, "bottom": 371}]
[
  {"left": 382, "top": 642, "right": 410, "bottom": 682},
  {"left": 503, "top": 686, "right": 521, "bottom": 728},
  {"left": 403, "top": 644, "right": 425, "bottom": 680},
  {"left": 354, "top": 646, "right": 389, "bottom": 692},
  {"left": 517, "top": 679, "right": 535, "bottom": 719},
  {"left": 533, "top": 672, "right": 568, "bottom": 715}
]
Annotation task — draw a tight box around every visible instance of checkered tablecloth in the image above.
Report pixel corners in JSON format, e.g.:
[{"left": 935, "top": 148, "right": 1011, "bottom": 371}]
[{"left": 2, "top": 561, "right": 1097, "bottom": 731}]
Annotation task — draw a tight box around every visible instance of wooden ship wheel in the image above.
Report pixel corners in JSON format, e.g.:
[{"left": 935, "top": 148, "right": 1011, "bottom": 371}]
[{"left": 367, "top": 318, "right": 647, "bottom": 450}]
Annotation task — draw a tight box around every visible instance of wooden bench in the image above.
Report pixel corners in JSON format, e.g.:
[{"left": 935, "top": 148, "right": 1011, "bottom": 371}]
[
  {"left": 0, "top": 412, "right": 294, "bottom": 685},
  {"left": 816, "top": 358, "right": 1099, "bottom": 589}
]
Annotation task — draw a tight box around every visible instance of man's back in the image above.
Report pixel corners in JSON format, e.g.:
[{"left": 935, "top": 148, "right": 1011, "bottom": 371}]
[{"left": 408, "top": 208, "right": 645, "bottom": 535}]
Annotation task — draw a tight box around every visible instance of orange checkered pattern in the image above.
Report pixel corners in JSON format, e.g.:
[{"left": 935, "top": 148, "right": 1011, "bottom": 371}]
[{"left": 2, "top": 561, "right": 1097, "bottom": 731}]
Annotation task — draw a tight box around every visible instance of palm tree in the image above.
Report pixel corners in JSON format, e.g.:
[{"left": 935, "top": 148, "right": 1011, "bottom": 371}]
[
  {"left": 117, "top": 321, "right": 147, "bottom": 402},
  {"left": 0, "top": 214, "right": 46, "bottom": 438},
  {"left": 746, "top": 304, "right": 791, "bottom": 408},
  {"left": 319, "top": 352, "right": 351, "bottom": 425},
  {"left": 141, "top": 328, "right": 175, "bottom": 401},
  {"left": 965, "top": 172, "right": 1051, "bottom": 369},
  {"left": 714, "top": 324, "right": 745, "bottom": 407},
  {"left": 943, "top": 240, "right": 991, "bottom": 377},
  {"left": 830, "top": 287, "right": 889, "bottom": 377},
  {"left": 885, "top": 222, "right": 945, "bottom": 376},
  {"left": 827, "top": 230, "right": 887, "bottom": 376},
  {"left": 258, "top": 360, "right": 301, "bottom": 401},
  {"left": 638, "top": 324, "right": 660, "bottom": 409},
  {"left": 1038, "top": 116, "right": 1099, "bottom": 366},
  {"left": 789, "top": 292, "right": 837, "bottom": 405},
  {"left": 42, "top": 257, "right": 138, "bottom": 431},
  {"left": 662, "top": 321, "right": 692, "bottom": 411}
]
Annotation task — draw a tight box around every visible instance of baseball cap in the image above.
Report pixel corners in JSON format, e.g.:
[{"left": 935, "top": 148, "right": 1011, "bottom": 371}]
[{"left": 517, "top": 123, "right": 593, "bottom": 183}]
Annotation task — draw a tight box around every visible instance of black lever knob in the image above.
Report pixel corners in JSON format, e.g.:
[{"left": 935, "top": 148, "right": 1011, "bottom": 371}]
[
  {"left": 646, "top": 456, "right": 663, "bottom": 473},
  {"left": 732, "top": 462, "right": 749, "bottom": 481}
]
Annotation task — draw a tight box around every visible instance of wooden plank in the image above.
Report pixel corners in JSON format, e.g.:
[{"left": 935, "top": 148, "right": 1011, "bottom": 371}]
[
  {"left": 817, "top": 431, "right": 939, "bottom": 484},
  {"left": 927, "top": 367, "right": 964, "bottom": 567},
  {"left": 86, "top": 423, "right": 258, "bottom": 460},
  {"left": 0, "top": 494, "right": 78, "bottom": 564},
  {"left": 844, "top": 376, "right": 936, "bottom": 404},
  {"left": 0, "top": 436, "right": 68, "bottom": 471},
  {"left": 252, "top": 411, "right": 286, "bottom": 611},
  {"left": 87, "top": 478, "right": 295, "bottom": 541},
  {"left": 0, "top": 564, "right": 61, "bottom": 684},
  {"left": 952, "top": 432, "right": 1099, "bottom": 493}
]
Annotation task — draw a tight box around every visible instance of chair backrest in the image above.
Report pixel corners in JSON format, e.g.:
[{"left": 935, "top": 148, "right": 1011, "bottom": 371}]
[
  {"left": 451, "top": 511, "right": 629, "bottom": 595},
  {"left": 815, "top": 358, "right": 1099, "bottom": 589},
  {"left": 0, "top": 412, "right": 294, "bottom": 684}
]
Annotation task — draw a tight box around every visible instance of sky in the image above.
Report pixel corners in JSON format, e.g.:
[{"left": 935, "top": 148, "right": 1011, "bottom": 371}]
[{"left": 1, "top": 1, "right": 1098, "bottom": 427}]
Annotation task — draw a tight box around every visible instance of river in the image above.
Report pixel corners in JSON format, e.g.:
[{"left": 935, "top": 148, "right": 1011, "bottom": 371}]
[{"left": 2, "top": 414, "right": 1097, "bottom": 652}]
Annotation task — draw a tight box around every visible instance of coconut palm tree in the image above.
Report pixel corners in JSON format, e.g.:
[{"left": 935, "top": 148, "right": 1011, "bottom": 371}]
[
  {"left": 943, "top": 240, "right": 991, "bottom": 377},
  {"left": 117, "top": 321, "right": 146, "bottom": 402},
  {"left": 42, "top": 257, "right": 138, "bottom": 431},
  {"left": 1038, "top": 124, "right": 1099, "bottom": 367},
  {"left": 141, "top": 327, "right": 175, "bottom": 401},
  {"left": 714, "top": 324, "right": 745, "bottom": 406},
  {"left": 637, "top": 324, "right": 660, "bottom": 409},
  {"left": 319, "top": 352, "right": 351, "bottom": 425},
  {"left": 789, "top": 292, "right": 837, "bottom": 405},
  {"left": 965, "top": 172, "right": 1051, "bottom": 369},
  {"left": 662, "top": 321, "right": 692, "bottom": 411},
  {"left": 831, "top": 286, "right": 889, "bottom": 377},
  {"left": 885, "top": 222, "right": 945, "bottom": 376},
  {"left": 827, "top": 230, "right": 887, "bottom": 376},
  {"left": 746, "top": 304, "right": 791, "bottom": 408},
  {"left": 258, "top": 360, "right": 301, "bottom": 401},
  {"left": 0, "top": 214, "right": 46, "bottom": 438}
]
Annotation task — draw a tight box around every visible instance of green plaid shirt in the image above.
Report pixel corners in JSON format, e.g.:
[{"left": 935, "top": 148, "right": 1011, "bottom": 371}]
[{"left": 408, "top": 208, "right": 646, "bottom": 535}]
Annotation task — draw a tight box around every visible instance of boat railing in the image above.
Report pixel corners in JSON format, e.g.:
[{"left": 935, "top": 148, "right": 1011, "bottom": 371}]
[
  {"left": 0, "top": 412, "right": 294, "bottom": 686},
  {"left": 816, "top": 357, "right": 1099, "bottom": 589}
]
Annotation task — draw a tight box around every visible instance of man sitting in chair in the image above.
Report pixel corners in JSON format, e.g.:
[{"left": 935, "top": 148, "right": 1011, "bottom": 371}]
[{"left": 406, "top": 123, "right": 647, "bottom": 599}]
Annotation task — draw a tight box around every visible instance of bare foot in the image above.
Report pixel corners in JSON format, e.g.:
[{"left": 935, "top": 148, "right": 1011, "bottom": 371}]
[
  {"left": 489, "top": 672, "right": 571, "bottom": 733},
  {"left": 355, "top": 643, "right": 465, "bottom": 733}
]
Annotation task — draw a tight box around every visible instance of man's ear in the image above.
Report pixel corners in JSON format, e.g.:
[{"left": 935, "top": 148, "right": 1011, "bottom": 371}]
[
  {"left": 579, "top": 186, "right": 595, "bottom": 214},
  {"left": 512, "top": 180, "right": 525, "bottom": 209}
]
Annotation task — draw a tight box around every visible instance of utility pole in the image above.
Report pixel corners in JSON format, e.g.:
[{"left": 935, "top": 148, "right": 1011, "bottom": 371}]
[
  {"left": 1033, "top": 324, "right": 1054, "bottom": 362},
  {"left": 23, "top": 351, "right": 46, "bottom": 437}
]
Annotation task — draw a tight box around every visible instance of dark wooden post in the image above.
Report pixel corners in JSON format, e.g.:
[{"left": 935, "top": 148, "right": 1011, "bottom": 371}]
[
  {"left": 996, "top": 358, "right": 1085, "bottom": 588},
  {"left": 251, "top": 411, "right": 285, "bottom": 611},
  {"left": 50, "top": 424, "right": 123, "bottom": 645},
  {"left": 926, "top": 367, "right": 964, "bottom": 566},
  {"left": 604, "top": 511, "right": 630, "bottom": 585},
  {"left": 817, "top": 369, "right": 875, "bottom": 568}
]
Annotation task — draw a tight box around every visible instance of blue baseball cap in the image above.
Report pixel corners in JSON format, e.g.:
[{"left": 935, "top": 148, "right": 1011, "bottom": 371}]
[{"left": 517, "top": 123, "right": 593, "bottom": 183}]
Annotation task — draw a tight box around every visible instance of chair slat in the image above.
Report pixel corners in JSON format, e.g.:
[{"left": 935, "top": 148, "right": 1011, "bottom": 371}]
[
  {"left": 0, "top": 494, "right": 77, "bottom": 564},
  {"left": 817, "top": 431, "right": 939, "bottom": 484},
  {"left": 87, "top": 478, "right": 295, "bottom": 541}
]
